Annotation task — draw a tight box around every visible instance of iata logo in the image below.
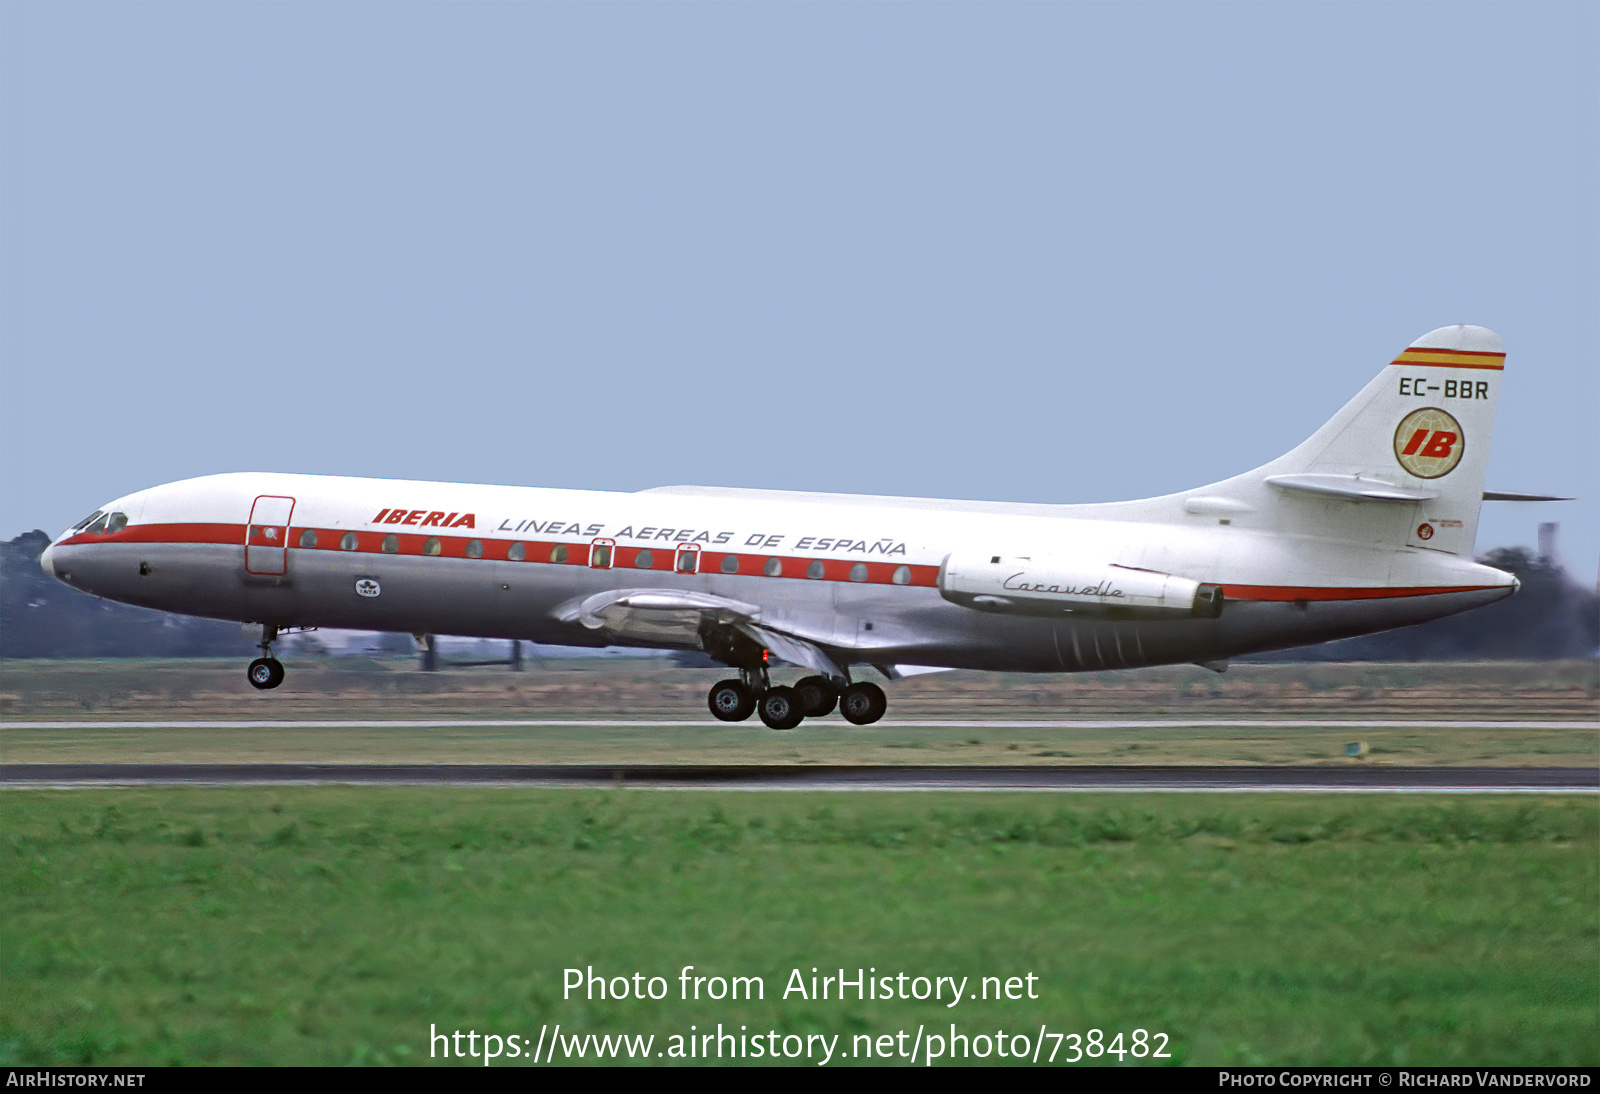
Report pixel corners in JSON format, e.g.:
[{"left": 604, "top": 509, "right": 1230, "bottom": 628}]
[
  {"left": 355, "top": 578, "right": 381, "bottom": 598},
  {"left": 1393, "top": 408, "right": 1465, "bottom": 479}
]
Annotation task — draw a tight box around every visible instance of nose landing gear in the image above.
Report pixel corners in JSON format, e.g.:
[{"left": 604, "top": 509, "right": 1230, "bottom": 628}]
[
  {"left": 247, "top": 657, "right": 285, "bottom": 690},
  {"left": 246, "top": 624, "right": 285, "bottom": 690}
]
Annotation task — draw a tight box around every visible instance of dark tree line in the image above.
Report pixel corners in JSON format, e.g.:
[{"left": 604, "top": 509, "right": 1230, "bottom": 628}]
[
  {"left": 1, "top": 530, "right": 1595, "bottom": 661},
  {"left": 1259, "top": 547, "right": 1598, "bottom": 661}
]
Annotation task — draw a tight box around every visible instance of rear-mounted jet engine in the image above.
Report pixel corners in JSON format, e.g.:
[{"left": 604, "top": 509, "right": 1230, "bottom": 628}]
[{"left": 938, "top": 553, "right": 1224, "bottom": 618}]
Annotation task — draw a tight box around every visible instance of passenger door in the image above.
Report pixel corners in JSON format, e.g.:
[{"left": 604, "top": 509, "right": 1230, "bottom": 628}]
[{"left": 246, "top": 495, "right": 296, "bottom": 575}]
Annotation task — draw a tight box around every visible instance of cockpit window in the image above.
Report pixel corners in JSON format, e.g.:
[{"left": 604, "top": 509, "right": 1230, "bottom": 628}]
[
  {"left": 105, "top": 512, "right": 129, "bottom": 534},
  {"left": 72, "top": 511, "right": 105, "bottom": 532},
  {"left": 84, "top": 514, "right": 110, "bottom": 535}
]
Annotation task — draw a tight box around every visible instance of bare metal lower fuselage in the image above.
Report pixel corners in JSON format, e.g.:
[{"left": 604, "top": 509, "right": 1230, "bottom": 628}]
[{"left": 50, "top": 532, "right": 1511, "bottom": 674}]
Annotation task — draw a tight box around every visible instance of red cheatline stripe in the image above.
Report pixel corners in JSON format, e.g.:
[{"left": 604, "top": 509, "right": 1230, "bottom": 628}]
[
  {"left": 1219, "top": 583, "right": 1504, "bottom": 602},
  {"left": 61, "top": 523, "right": 940, "bottom": 589},
  {"left": 62, "top": 522, "right": 1505, "bottom": 603}
]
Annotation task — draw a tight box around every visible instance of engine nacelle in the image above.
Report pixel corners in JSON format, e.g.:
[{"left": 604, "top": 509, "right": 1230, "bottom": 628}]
[{"left": 938, "top": 553, "right": 1223, "bottom": 619}]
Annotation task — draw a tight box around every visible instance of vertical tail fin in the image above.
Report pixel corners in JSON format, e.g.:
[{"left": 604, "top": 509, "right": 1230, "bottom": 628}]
[
  {"left": 1209, "top": 325, "right": 1504, "bottom": 556},
  {"left": 1380, "top": 325, "right": 1504, "bottom": 554}
]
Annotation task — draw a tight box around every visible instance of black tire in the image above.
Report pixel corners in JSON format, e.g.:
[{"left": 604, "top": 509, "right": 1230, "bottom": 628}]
[
  {"left": 247, "top": 657, "right": 285, "bottom": 690},
  {"left": 839, "top": 681, "right": 886, "bottom": 725},
  {"left": 707, "top": 679, "right": 755, "bottom": 722},
  {"left": 757, "top": 686, "right": 805, "bottom": 730},
  {"left": 794, "top": 675, "right": 838, "bottom": 718}
]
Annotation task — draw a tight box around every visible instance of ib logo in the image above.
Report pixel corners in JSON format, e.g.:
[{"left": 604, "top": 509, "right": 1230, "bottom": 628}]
[{"left": 1393, "top": 408, "right": 1464, "bottom": 479}]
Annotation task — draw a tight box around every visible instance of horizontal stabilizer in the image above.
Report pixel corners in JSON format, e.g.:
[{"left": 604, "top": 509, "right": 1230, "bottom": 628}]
[
  {"left": 1482, "top": 491, "right": 1574, "bottom": 502},
  {"left": 1265, "top": 474, "right": 1441, "bottom": 502}
]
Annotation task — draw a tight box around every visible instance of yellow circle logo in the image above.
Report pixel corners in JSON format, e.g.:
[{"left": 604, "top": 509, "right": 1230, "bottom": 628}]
[{"left": 1393, "top": 407, "right": 1465, "bottom": 479}]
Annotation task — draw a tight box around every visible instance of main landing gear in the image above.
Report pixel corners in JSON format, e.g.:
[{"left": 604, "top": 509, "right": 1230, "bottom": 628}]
[
  {"left": 247, "top": 624, "right": 285, "bottom": 690},
  {"left": 707, "top": 669, "right": 887, "bottom": 730}
]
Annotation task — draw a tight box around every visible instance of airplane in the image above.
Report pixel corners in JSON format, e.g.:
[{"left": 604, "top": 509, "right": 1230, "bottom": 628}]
[{"left": 40, "top": 324, "right": 1543, "bottom": 730}]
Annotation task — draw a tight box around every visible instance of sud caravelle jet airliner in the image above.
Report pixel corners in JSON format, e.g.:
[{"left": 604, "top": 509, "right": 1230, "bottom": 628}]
[{"left": 42, "top": 324, "right": 1538, "bottom": 729}]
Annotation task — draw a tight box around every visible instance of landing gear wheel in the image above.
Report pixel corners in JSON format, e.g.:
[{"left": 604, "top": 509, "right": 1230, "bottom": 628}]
[
  {"left": 707, "top": 679, "right": 756, "bottom": 722},
  {"left": 794, "top": 675, "right": 838, "bottom": 718},
  {"left": 839, "top": 681, "right": 886, "bottom": 725},
  {"left": 757, "top": 686, "right": 805, "bottom": 730},
  {"left": 247, "top": 657, "right": 285, "bottom": 690}
]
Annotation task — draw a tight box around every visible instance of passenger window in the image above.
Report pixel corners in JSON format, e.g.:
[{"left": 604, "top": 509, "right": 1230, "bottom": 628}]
[
  {"left": 675, "top": 548, "right": 699, "bottom": 573},
  {"left": 550, "top": 544, "right": 568, "bottom": 564},
  {"left": 720, "top": 554, "right": 739, "bottom": 574},
  {"left": 299, "top": 529, "right": 318, "bottom": 549},
  {"left": 340, "top": 532, "right": 359, "bottom": 551},
  {"left": 106, "top": 512, "right": 129, "bottom": 534},
  {"left": 382, "top": 534, "right": 400, "bottom": 554},
  {"left": 507, "top": 542, "right": 526, "bottom": 562},
  {"left": 892, "top": 565, "right": 911, "bottom": 586},
  {"left": 465, "top": 539, "right": 484, "bottom": 559},
  {"left": 849, "top": 562, "right": 868, "bottom": 583},
  {"left": 590, "top": 540, "right": 614, "bottom": 568},
  {"left": 764, "top": 557, "right": 783, "bottom": 577},
  {"left": 635, "top": 549, "right": 654, "bottom": 569},
  {"left": 424, "top": 537, "right": 442, "bottom": 556},
  {"left": 807, "top": 560, "right": 825, "bottom": 580}
]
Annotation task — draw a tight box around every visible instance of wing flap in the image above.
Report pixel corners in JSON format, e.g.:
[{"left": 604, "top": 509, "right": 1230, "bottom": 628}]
[
  {"left": 554, "top": 587, "right": 846, "bottom": 676},
  {"left": 736, "top": 623, "right": 846, "bottom": 678},
  {"left": 557, "top": 588, "right": 762, "bottom": 630}
]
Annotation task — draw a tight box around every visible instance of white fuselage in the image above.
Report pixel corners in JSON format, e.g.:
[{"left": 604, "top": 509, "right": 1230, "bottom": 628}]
[
  {"left": 41, "top": 470, "right": 1515, "bottom": 674},
  {"left": 39, "top": 323, "right": 1526, "bottom": 699}
]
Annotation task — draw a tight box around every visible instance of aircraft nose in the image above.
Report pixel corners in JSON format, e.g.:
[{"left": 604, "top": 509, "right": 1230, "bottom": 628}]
[{"left": 39, "top": 543, "right": 56, "bottom": 577}]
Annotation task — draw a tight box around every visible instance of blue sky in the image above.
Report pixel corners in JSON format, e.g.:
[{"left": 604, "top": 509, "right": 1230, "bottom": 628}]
[{"left": 4, "top": 3, "right": 1596, "bottom": 577}]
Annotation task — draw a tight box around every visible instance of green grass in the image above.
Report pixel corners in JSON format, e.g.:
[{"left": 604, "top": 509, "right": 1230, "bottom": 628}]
[{"left": 3, "top": 790, "right": 1595, "bottom": 1066}]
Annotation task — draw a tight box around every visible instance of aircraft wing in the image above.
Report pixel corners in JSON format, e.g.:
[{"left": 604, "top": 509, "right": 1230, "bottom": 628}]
[{"left": 555, "top": 587, "right": 848, "bottom": 677}]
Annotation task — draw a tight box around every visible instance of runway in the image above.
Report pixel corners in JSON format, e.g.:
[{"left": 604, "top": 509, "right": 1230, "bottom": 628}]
[
  {"left": 6, "top": 718, "right": 1594, "bottom": 729},
  {"left": 2, "top": 763, "right": 1594, "bottom": 792}
]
